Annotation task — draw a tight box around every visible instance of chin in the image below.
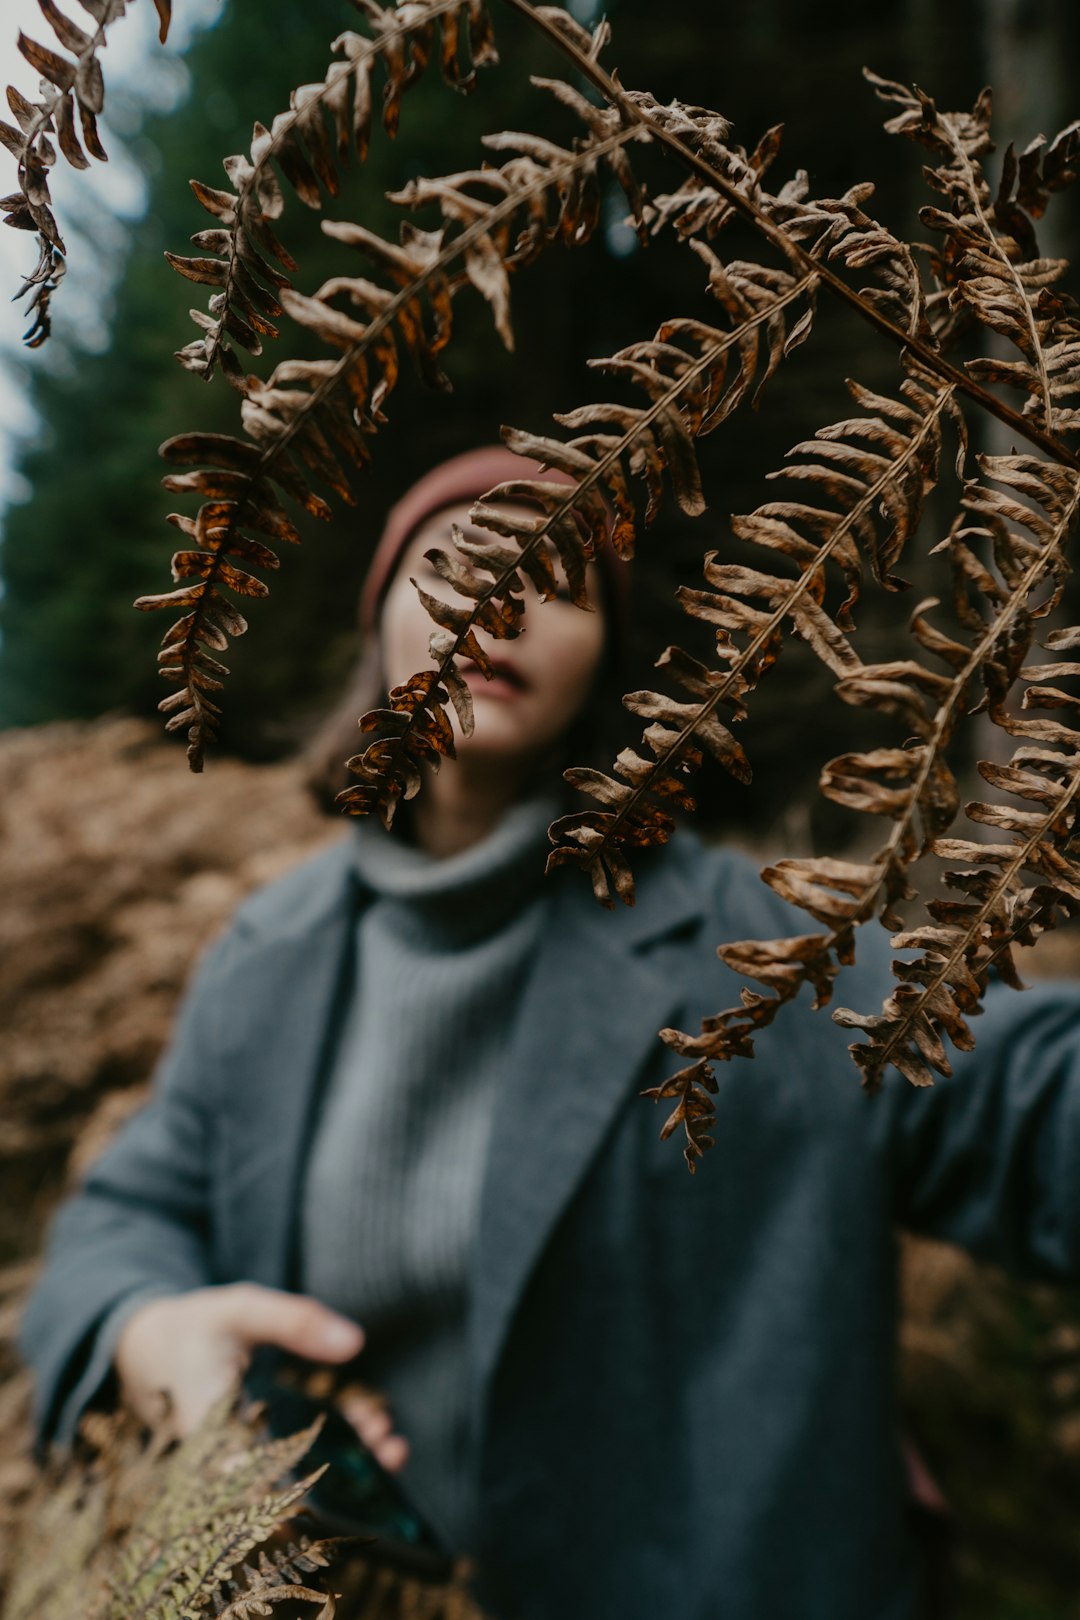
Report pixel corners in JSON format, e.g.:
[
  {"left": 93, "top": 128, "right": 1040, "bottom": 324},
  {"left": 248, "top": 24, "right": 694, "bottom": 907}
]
[
  {"left": 455, "top": 726, "right": 558, "bottom": 770},
  {"left": 456, "top": 735, "right": 530, "bottom": 764}
]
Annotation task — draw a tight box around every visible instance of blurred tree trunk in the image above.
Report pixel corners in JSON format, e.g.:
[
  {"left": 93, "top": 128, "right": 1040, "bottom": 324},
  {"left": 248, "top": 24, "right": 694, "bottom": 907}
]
[{"left": 984, "top": 0, "right": 1069, "bottom": 155}]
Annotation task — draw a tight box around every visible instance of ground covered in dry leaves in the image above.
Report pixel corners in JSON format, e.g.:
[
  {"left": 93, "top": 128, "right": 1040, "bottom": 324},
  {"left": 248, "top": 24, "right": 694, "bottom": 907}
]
[{"left": 3, "top": 717, "right": 1080, "bottom": 1617}]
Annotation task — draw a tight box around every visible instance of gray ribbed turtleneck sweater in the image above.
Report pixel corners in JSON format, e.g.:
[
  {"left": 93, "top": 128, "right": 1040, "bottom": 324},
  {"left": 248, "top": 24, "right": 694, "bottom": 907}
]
[{"left": 300, "top": 796, "right": 557, "bottom": 1555}]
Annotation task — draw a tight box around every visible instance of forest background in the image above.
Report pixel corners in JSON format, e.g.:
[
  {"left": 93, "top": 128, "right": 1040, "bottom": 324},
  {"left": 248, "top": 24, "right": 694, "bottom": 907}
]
[{"left": 3, "top": 0, "right": 1080, "bottom": 1616}]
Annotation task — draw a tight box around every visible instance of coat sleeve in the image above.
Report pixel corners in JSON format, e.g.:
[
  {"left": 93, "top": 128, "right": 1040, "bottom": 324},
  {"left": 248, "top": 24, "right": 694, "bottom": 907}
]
[
  {"left": 888, "top": 974, "right": 1080, "bottom": 1280},
  {"left": 19, "top": 924, "right": 242, "bottom": 1450}
]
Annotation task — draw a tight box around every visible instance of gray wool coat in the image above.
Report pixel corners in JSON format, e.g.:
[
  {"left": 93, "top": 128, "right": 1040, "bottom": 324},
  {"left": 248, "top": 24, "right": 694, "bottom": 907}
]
[{"left": 20, "top": 828, "right": 1080, "bottom": 1620}]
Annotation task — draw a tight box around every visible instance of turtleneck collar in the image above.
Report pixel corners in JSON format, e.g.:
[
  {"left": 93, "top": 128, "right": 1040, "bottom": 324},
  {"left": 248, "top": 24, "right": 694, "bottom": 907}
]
[{"left": 350, "top": 793, "right": 560, "bottom": 941}]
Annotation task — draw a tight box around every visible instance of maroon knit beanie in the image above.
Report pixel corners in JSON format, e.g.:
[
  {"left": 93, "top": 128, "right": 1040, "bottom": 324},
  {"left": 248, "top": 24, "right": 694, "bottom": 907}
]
[{"left": 359, "top": 445, "right": 627, "bottom": 636}]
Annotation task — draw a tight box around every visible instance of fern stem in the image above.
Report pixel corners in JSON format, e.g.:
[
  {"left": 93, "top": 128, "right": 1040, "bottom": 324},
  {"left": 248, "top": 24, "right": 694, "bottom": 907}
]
[
  {"left": 500, "top": 0, "right": 1080, "bottom": 474},
  {"left": 945, "top": 129, "right": 1055, "bottom": 433}
]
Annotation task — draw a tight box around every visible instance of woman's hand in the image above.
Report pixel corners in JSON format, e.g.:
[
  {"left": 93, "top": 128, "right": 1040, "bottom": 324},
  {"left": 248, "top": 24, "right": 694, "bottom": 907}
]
[
  {"left": 114, "top": 1283, "right": 409, "bottom": 1470},
  {"left": 338, "top": 1386, "right": 410, "bottom": 1472}
]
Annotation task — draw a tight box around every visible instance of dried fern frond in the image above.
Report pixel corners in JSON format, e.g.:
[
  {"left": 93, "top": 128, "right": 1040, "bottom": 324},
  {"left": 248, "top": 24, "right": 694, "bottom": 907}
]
[
  {"left": 136, "top": 68, "right": 641, "bottom": 770},
  {"left": 340, "top": 256, "right": 820, "bottom": 824},
  {"left": 0, "top": 0, "right": 171, "bottom": 345},
  {"left": 210, "top": 1539, "right": 338, "bottom": 1620},
  {"left": 767, "top": 178, "right": 934, "bottom": 344},
  {"left": 127, "top": 1478, "right": 329, "bottom": 1618},
  {"left": 641, "top": 114, "right": 778, "bottom": 244},
  {"left": 866, "top": 71, "right": 1080, "bottom": 434},
  {"left": 1, "top": 1383, "right": 497, "bottom": 1620},
  {"left": 549, "top": 353, "right": 965, "bottom": 911},
  {"left": 507, "top": 3, "right": 1080, "bottom": 472},
  {"left": 170, "top": 0, "right": 498, "bottom": 386},
  {"left": 341, "top": 55, "right": 1080, "bottom": 833},
  {"left": 140, "top": 5, "right": 1080, "bottom": 781},
  {"left": 642, "top": 97, "right": 934, "bottom": 345},
  {"left": 830, "top": 454, "right": 1080, "bottom": 1089},
  {"left": 341, "top": 188, "right": 921, "bottom": 837},
  {"left": 650, "top": 453, "right": 1080, "bottom": 1165},
  {"left": 110, "top": 1405, "right": 325, "bottom": 1608}
]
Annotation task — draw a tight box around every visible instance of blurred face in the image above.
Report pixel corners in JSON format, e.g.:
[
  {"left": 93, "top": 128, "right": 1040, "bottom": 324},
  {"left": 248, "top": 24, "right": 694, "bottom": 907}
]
[{"left": 379, "top": 501, "right": 607, "bottom": 766}]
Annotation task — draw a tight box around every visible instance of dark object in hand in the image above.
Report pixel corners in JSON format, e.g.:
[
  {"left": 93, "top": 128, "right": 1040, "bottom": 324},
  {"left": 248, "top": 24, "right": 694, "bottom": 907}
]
[{"left": 245, "top": 1351, "right": 453, "bottom": 1580}]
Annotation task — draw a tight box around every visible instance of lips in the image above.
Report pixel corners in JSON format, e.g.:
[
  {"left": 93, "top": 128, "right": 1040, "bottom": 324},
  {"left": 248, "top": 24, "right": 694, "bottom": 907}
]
[{"left": 460, "top": 659, "right": 527, "bottom": 694}]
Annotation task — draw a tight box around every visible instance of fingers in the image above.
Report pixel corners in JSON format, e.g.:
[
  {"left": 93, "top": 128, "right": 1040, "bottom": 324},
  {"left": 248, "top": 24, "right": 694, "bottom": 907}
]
[
  {"left": 223, "top": 1284, "right": 364, "bottom": 1363},
  {"left": 340, "top": 1391, "right": 410, "bottom": 1473},
  {"left": 114, "top": 1287, "right": 370, "bottom": 1446},
  {"left": 372, "top": 1432, "right": 410, "bottom": 1472}
]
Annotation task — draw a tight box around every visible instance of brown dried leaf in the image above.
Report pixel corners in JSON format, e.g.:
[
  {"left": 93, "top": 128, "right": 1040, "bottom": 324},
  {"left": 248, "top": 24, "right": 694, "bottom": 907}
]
[
  {"left": 17, "top": 32, "right": 75, "bottom": 91},
  {"left": 38, "top": 0, "right": 91, "bottom": 53}
]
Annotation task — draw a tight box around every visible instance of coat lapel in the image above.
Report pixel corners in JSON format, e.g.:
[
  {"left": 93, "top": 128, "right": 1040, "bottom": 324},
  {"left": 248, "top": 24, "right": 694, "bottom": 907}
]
[
  {"left": 469, "top": 848, "right": 704, "bottom": 1414},
  {"left": 218, "top": 844, "right": 359, "bottom": 1289},
  {"left": 218, "top": 829, "right": 706, "bottom": 1424}
]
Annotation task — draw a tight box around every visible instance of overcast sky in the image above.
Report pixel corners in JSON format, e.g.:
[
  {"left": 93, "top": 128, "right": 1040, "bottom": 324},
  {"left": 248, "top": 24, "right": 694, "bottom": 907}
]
[{"left": 0, "top": 0, "right": 224, "bottom": 507}]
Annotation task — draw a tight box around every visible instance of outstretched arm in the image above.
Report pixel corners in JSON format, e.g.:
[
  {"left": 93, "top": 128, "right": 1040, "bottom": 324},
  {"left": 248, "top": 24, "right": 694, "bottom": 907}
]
[{"left": 889, "top": 976, "right": 1080, "bottom": 1279}]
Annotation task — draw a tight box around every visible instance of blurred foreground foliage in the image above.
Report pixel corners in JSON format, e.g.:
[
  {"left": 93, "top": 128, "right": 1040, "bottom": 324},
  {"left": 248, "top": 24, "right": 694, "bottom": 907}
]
[
  {"left": 1, "top": 1395, "right": 340, "bottom": 1620},
  {"left": 0, "top": 1384, "right": 486, "bottom": 1620}
]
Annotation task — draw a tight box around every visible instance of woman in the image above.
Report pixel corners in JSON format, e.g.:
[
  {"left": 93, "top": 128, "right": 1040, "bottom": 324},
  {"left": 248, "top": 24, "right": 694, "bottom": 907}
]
[{"left": 21, "top": 447, "right": 1080, "bottom": 1620}]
